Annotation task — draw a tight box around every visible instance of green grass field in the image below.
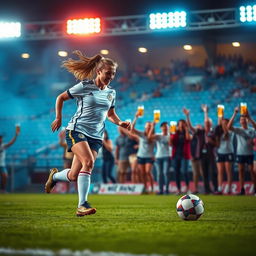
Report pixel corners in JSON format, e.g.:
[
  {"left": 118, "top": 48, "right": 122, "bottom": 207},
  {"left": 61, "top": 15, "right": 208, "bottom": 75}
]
[{"left": 0, "top": 194, "right": 256, "bottom": 256}]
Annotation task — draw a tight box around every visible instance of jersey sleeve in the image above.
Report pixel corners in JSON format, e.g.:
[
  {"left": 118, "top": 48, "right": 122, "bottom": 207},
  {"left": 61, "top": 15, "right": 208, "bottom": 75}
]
[{"left": 67, "top": 82, "right": 86, "bottom": 98}]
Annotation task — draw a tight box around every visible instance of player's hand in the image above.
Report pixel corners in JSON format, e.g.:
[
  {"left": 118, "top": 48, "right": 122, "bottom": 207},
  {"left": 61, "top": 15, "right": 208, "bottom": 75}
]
[
  {"left": 51, "top": 119, "right": 62, "bottom": 132},
  {"left": 183, "top": 107, "right": 190, "bottom": 116},
  {"left": 234, "top": 107, "right": 239, "bottom": 114},
  {"left": 119, "top": 121, "right": 131, "bottom": 130},
  {"left": 201, "top": 104, "right": 208, "bottom": 112}
]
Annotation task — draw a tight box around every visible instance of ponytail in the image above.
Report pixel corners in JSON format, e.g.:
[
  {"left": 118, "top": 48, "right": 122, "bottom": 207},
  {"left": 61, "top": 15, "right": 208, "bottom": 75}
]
[{"left": 62, "top": 50, "right": 117, "bottom": 81}]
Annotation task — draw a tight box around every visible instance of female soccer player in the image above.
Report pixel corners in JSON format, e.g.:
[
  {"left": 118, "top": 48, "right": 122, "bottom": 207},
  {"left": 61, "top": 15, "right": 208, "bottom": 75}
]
[{"left": 45, "top": 51, "right": 130, "bottom": 216}]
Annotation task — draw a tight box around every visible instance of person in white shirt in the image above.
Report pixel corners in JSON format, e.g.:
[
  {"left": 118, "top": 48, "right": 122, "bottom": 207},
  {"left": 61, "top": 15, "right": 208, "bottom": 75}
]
[
  {"left": 227, "top": 107, "right": 256, "bottom": 195},
  {"left": 0, "top": 126, "right": 20, "bottom": 193}
]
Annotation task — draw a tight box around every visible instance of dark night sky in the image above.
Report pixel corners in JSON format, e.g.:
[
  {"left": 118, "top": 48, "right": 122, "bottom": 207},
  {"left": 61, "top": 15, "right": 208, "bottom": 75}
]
[{"left": 0, "top": 0, "right": 250, "bottom": 22}]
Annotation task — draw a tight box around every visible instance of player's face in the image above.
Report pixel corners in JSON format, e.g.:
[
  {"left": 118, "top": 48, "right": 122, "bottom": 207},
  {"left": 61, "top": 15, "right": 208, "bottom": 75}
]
[
  {"left": 145, "top": 122, "right": 152, "bottom": 133},
  {"left": 240, "top": 116, "right": 247, "bottom": 126},
  {"left": 221, "top": 119, "right": 228, "bottom": 132},
  {"left": 97, "top": 65, "right": 116, "bottom": 86},
  {"left": 161, "top": 124, "right": 168, "bottom": 133}
]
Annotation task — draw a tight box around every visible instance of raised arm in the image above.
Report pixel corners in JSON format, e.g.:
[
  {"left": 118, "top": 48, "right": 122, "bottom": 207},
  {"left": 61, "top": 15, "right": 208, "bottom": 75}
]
[
  {"left": 107, "top": 108, "right": 131, "bottom": 130},
  {"left": 183, "top": 108, "right": 196, "bottom": 133},
  {"left": 51, "top": 91, "right": 71, "bottom": 132},
  {"left": 131, "top": 112, "right": 143, "bottom": 136},
  {"left": 227, "top": 107, "right": 239, "bottom": 131},
  {"left": 4, "top": 127, "right": 20, "bottom": 149},
  {"left": 202, "top": 104, "right": 209, "bottom": 124},
  {"left": 247, "top": 110, "right": 256, "bottom": 130},
  {"left": 147, "top": 121, "right": 157, "bottom": 140}
]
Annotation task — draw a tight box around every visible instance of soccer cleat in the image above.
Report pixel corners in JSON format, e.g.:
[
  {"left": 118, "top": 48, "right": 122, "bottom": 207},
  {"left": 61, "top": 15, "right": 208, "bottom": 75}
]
[
  {"left": 45, "top": 168, "right": 58, "bottom": 193},
  {"left": 76, "top": 201, "right": 97, "bottom": 217}
]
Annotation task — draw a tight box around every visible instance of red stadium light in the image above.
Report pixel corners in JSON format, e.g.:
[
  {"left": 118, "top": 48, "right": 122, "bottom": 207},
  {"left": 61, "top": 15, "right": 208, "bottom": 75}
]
[{"left": 66, "top": 18, "right": 101, "bottom": 35}]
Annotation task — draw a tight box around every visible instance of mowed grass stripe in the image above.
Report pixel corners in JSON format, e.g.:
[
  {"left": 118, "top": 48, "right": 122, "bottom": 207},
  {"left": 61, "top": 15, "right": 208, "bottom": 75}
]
[{"left": 0, "top": 194, "right": 255, "bottom": 256}]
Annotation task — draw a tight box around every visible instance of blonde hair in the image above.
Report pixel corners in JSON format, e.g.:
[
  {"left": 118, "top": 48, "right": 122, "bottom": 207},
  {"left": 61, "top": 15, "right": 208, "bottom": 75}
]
[{"left": 62, "top": 50, "right": 118, "bottom": 81}]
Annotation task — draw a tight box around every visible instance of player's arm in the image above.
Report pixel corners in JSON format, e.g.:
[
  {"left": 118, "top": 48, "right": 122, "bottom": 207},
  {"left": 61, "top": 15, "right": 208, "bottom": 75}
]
[
  {"left": 247, "top": 110, "right": 256, "bottom": 130},
  {"left": 51, "top": 91, "right": 71, "bottom": 132},
  {"left": 4, "top": 127, "right": 20, "bottom": 149},
  {"left": 147, "top": 121, "right": 157, "bottom": 140},
  {"left": 202, "top": 104, "right": 210, "bottom": 126},
  {"left": 227, "top": 107, "right": 239, "bottom": 131},
  {"left": 183, "top": 108, "right": 196, "bottom": 133},
  {"left": 107, "top": 107, "right": 131, "bottom": 129},
  {"left": 131, "top": 113, "right": 143, "bottom": 136}
]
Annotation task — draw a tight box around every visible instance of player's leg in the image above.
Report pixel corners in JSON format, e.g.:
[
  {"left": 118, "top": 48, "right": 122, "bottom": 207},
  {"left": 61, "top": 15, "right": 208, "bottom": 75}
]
[
  {"left": 138, "top": 161, "right": 147, "bottom": 193},
  {"left": 0, "top": 168, "right": 8, "bottom": 192},
  {"left": 174, "top": 158, "right": 181, "bottom": 194},
  {"left": 102, "top": 160, "right": 108, "bottom": 183},
  {"left": 182, "top": 158, "right": 189, "bottom": 192},
  {"left": 217, "top": 161, "right": 224, "bottom": 194},
  {"left": 155, "top": 158, "right": 164, "bottom": 194},
  {"left": 72, "top": 142, "right": 98, "bottom": 216},
  {"left": 224, "top": 160, "right": 233, "bottom": 194},
  {"left": 145, "top": 162, "right": 154, "bottom": 193},
  {"left": 107, "top": 158, "right": 116, "bottom": 183},
  {"left": 191, "top": 159, "right": 199, "bottom": 193},
  {"left": 163, "top": 157, "right": 171, "bottom": 194},
  {"left": 238, "top": 163, "right": 245, "bottom": 195}
]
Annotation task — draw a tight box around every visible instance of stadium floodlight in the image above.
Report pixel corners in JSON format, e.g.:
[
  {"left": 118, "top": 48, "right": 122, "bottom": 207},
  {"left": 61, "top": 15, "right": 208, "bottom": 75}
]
[
  {"left": 232, "top": 42, "right": 240, "bottom": 47},
  {"left": 67, "top": 18, "right": 101, "bottom": 35},
  {"left": 21, "top": 53, "right": 30, "bottom": 59},
  {"left": 138, "top": 47, "right": 148, "bottom": 53},
  {"left": 0, "top": 22, "right": 21, "bottom": 38},
  {"left": 58, "top": 51, "right": 68, "bottom": 57},
  {"left": 183, "top": 45, "right": 192, "bottom": 50},
  {"left": 100, "top": 49, "right": 109, "bottom": 55},
  {"left": 149, "top": 11, "right": 186, "bottom": 30},
  {"left": 239, "top": 5, "right": 256, "bottom": 23}
]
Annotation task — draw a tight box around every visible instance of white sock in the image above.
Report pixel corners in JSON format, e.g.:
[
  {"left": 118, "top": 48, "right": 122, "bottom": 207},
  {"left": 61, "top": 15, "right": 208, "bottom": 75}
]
[
  {"left": 53, "top": 169, "right": 71, "bottom": 182},
  {"left": 218, "top": 186, "right": 222, "bottom": 192},
  {"left": 77, "top": 171, "right": 91, "bottom": 207}
]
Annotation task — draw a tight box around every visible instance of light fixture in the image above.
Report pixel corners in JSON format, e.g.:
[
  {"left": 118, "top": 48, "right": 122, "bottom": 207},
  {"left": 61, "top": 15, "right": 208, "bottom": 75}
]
[
  {"left": 138, "top": 47, "right": 148, "bottom": 53},
  {"left": 232, "top": 42, "right": 240, "bottom": 47},
  {"left": 58, "top": 51, "right": 68, "bottom": 57},
  {"left": 183, "top": 45, "right": 192, "bottom": 50},
  {"left": 100, "top": 49, "right": 109, "bottom": 55},
  {"left": 21, "top": 53, "right": 30, "bottom": 59}
]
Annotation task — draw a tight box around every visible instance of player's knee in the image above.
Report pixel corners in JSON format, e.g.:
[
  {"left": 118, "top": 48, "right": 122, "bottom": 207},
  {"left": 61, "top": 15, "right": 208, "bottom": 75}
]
[
  {"left": 69, "top": 173, "right": 78, "bottom": 181},
  {"left": 82, "top": 158, "right": 94, "bottom": 171}
]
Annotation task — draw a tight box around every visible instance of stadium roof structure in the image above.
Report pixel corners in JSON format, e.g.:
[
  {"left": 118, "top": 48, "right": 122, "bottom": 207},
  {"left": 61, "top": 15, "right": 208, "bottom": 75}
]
[{"left": 13, "top": 8, "right": 242, "bottom": 41}]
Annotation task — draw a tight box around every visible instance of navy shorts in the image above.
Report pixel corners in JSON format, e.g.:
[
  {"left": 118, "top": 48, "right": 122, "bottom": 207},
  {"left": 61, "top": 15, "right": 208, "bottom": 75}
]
[
  {"left": 216, "top": 153, "right": 234, "bottom": 163},
  {"left": 236, "top": 155, "right": 254, "bottom": 165},
  {"left": 66, "top": 130, "right": 102, "bottom": 154},
  {"left": 137, "top": 157, "right": 154, "bottom": 165}
]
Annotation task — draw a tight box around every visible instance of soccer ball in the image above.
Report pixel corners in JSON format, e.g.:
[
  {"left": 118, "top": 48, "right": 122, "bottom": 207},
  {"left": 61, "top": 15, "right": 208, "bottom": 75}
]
[{"left": 176, "top": 194, "right": 204, "bottom": 221}]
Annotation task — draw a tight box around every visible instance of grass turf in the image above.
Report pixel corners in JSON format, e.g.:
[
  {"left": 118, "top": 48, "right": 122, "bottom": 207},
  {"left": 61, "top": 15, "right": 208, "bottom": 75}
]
[{"left": 0, "top": 194, "right": 256, "bottom": 256}]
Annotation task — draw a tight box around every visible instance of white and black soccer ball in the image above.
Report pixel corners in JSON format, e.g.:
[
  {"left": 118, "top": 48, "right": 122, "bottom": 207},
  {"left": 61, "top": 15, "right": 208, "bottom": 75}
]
[{"left": 176, "top": 194, "right": 204, "bottom": 221}]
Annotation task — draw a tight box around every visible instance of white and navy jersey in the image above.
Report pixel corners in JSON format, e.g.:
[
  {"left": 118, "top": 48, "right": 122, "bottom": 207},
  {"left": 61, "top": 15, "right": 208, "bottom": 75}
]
[
  {"left": 0, "top": 144, "right": 7, "bottom": 167},
  {"left": 66, "top": 80, "right": 116, "bottom": 140}
]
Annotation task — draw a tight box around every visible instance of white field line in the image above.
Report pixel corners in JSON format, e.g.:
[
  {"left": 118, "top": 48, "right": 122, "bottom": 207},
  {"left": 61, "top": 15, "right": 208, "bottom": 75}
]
[{"left": 0, "top": 248, "right": 177, "bottom": 256}]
